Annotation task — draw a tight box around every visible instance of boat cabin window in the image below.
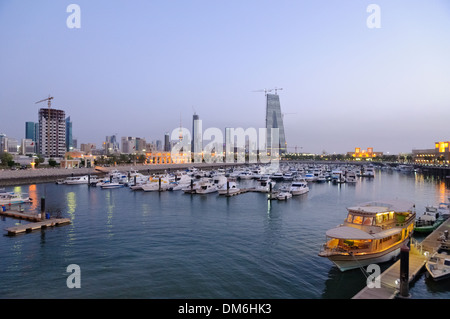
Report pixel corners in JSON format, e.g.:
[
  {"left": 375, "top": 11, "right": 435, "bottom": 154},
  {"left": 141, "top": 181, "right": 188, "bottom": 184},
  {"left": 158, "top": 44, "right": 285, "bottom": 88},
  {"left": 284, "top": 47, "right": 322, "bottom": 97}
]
[
  {"left": 353, "top": 215, "right": 363, "bottom": 225},
  {"left": 347, "top": 214, "right": 353, "bottom": 223},
  {"left": 375, "top": 212, "right": 394, "bottom": 224},
  {"left": 445, "top": 259, "right": 450, "bottom": 267},
  {"left": 363, "top": 217, "right": 373, "bottom": 225}
]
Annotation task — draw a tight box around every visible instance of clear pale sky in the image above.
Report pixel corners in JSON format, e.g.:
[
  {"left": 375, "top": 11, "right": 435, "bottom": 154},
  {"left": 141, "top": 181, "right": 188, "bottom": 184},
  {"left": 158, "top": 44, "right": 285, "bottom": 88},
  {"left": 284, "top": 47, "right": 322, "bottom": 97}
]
[{"left": 1, "top": 0, "right": 450, "bottom": 154}]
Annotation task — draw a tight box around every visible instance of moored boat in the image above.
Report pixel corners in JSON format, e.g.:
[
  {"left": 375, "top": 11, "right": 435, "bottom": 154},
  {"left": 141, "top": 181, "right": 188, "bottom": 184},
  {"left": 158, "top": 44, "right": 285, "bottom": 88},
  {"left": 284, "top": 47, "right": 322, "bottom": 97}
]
[
  {"left": 414, "top": 206, "right": 445, "bottom": 234},
  {"left": 426, "top": 251, "right": 450, "bottom": 281},
  {"left": 218, "top": 181, "right": 240, "bottom": 195},
  {"left": 0, "top": 192, "right": 32, "bottom": 205},
  {"left": 318, "top": 199, "right": 416, "bottom": 271},
  {"left": 277, "top": 191, "right": 292, "bottom": 200},
  {"left": 289, "top": 179, "right": 309, "bottom": 195}
]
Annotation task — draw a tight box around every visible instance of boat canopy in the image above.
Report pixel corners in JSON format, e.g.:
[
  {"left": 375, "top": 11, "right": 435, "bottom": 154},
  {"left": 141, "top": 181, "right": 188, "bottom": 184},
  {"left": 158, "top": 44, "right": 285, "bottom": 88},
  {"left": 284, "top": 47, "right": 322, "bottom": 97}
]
[
  {"left": 326, "top": 225, "right": 403, "bottom": 240},
  {"left": 348, "top": 199, "right": 414, "bottom": 214},
  {"left": 326, "top": 226, "right": 374, "bottom": 240}
]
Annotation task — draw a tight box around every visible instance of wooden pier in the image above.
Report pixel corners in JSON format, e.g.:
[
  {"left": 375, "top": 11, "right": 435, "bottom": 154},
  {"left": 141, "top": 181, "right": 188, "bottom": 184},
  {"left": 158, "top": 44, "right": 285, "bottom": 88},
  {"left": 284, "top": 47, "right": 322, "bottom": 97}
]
[
  {"left": 5, "top": 218, "right": 71, "bottom": 236},
  {"left": 353, "top": 217, "right": 450, "bottom": 299},
  {"left": 1, "top": 209, "right": 42, "bottom": 222}
]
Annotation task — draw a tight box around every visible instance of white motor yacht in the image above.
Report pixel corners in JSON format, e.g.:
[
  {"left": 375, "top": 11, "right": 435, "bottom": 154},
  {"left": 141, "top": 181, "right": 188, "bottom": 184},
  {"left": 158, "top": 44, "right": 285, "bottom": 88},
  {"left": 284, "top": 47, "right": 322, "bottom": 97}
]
[
  {"left": 142, "top": 176, "right": 171, "bottom": 192},
  {"left": 65, "top": 175, "right": 90, "bottom": 184},
  {"left": 277, "top": 192, "right": 292, "bottom": 200},
  {"left": 345, "top": 171, "right": 357, "bottom": 183},
  {"left": 289, "top": 180, "right": 309, "bottom": 195},
  {"left": 0, "top": 192, "right": 32, "bottom": 205},
  {"left": 218, "top": 181, "right": 240, "bottom": 195},
  {"left": 196, "top": 180, "right": 218, "bottom": 194},
  {"left": 254, "top": 177, "right": 276, "bottom": 193}
]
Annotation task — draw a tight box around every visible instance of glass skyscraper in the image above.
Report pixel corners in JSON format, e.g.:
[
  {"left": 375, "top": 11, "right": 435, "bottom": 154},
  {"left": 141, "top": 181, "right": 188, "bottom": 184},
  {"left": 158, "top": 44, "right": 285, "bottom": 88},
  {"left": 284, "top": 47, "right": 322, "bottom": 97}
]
[
  {"left": 25, "top": 122, "right": 35, "bottom": 140},
  {"left": 265, "top": 93, "right": 286, "bottom": 154},
  {"left": 65, "top": 117, "right": 73, "bottom": 151}
]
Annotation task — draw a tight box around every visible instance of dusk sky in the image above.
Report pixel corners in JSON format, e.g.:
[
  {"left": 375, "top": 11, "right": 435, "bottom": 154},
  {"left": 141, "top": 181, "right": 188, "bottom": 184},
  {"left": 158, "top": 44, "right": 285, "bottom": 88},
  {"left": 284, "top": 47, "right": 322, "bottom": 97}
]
[{"left": 1, "top": 0, "right": 450, "bottom": 154}]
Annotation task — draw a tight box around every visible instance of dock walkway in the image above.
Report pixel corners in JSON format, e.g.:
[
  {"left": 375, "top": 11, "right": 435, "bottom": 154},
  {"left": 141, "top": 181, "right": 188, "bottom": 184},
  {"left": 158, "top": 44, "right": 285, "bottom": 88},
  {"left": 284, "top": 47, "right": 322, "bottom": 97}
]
[
  {"left": 0, "top": 209, "right": 42, "bottom": 222},
  {"left": 5, "top": 218, "right": 71, "bottom": 236},
  {"left": 353, "top": 217, "right": 450, "bottom": 299}
]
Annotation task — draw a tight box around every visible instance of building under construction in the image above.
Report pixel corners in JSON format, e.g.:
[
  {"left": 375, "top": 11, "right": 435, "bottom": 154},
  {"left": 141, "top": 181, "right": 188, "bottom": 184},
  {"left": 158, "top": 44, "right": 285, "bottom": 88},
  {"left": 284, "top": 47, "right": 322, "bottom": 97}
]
[{"left": 38, "top": 108, "right": 66, "bottom": 157}]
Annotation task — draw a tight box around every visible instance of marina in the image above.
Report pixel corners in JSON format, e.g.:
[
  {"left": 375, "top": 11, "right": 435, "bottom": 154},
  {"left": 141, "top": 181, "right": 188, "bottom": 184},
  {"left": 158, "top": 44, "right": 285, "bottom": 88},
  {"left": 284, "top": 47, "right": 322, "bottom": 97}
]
[{"left": 1, "top": 165, "right": 450, "bottom": 299}]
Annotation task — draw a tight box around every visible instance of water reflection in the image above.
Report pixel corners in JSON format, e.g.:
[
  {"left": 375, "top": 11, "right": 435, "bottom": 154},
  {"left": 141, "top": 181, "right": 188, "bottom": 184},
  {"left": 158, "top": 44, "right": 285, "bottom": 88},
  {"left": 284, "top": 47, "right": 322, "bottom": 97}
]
[
  {"left": 105, "top": 190, "right": 115, "bottom": 238},
  {"left": 28, "top": 185, "right": 38, "bottom": 211}
]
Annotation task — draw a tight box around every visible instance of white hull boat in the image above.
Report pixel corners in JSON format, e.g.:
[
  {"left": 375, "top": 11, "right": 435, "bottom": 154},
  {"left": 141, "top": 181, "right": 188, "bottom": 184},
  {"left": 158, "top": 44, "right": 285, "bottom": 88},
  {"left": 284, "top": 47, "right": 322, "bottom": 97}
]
[{"left": 319, "top": 199, "right": 416, "bottom": 271}]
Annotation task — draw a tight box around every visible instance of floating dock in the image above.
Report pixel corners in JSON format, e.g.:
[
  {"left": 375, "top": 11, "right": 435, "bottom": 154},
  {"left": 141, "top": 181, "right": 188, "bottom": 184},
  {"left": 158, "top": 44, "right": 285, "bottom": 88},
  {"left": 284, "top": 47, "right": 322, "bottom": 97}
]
[
  {"left": 353, "top": 217, "right": 450, "bottom": 299},
  {"left": 0, "top": 209, "right": 42, "bottom": 222},
  {"left": 5, "top": 218, "right": 71, "bottom": 236}
]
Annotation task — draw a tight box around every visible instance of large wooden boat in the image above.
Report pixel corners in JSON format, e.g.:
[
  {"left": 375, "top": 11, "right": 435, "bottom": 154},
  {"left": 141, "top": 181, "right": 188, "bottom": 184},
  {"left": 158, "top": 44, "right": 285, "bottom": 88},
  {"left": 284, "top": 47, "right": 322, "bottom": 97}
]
[{"left": 318, "top": 199, "right": 416, "bottom": 271}]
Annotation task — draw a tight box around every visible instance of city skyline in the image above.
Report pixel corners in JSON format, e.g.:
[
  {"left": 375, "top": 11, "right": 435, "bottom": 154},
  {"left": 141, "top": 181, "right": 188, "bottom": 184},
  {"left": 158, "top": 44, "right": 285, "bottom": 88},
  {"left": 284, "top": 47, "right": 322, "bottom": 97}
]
[{"left": 1, "top": 1, "right": 450, "bottom": 154}]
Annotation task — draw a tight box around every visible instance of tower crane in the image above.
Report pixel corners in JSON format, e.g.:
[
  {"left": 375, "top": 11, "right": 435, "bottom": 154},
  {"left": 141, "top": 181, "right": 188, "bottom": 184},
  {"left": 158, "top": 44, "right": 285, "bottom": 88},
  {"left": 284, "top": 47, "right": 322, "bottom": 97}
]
[
  {"left": 35, "top": 95, "right": 54, "bottom": 109},
  {"left": 252, "top": 87, "right": 283, "bottom": 96}
]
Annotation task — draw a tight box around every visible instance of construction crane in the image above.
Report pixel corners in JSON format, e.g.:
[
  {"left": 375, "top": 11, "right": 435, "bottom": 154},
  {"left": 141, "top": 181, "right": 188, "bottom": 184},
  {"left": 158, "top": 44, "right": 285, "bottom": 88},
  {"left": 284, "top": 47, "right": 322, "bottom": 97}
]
[
  {"left": 35, "top": 95, "right": 54, "bottom": 109},
  {"left": 252, "top": 87, "right": 283, "bottom": 96},
  {"left": 35, "top": 95, "right": 54, "bottom": 157}
]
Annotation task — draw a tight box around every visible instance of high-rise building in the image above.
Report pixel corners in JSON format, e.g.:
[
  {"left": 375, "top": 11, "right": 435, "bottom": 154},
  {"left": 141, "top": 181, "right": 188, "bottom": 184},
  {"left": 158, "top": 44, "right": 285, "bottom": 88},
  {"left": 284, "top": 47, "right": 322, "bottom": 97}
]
[
  {"left": 25, "top": 122, "right": 36, "bottom": 153},
  {"left": 164, "top": 132, "right": 170, "bottom": 152},
  {"left": 265, "top": 93, "right": 286, "bottom": 155},
  {"left": 0, "top": 133, "right": 6, "bottom": 153},
  {"left": 34, "top": 123, "right": 40, "bottom": 152},
  {"left": 121, "top": 136, "right": 136, "bottom": 154},
  {"left": 25, "top": 122, "right": 36, "bottom": 140},
  {"left": 38, "top": 108, "right": 66, "bottom": 157},
  {"left": 65, "top": 117, "right": 73, "bottom": 151},
  {"left": 191, "top": 113, "right": 201, "bottom": 153}
]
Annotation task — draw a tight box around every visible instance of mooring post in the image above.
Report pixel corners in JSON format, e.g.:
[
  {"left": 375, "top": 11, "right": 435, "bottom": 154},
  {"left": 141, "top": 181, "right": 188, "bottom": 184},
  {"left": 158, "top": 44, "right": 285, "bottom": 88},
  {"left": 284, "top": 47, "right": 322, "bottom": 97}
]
[
  {"left": 88, "top": 174, "right": 90, "bottom": 187},
  {"left": 227, "top": 180, "right": 230, "bottom": 195},
  {"left": 159, "top": 177, "right": 161, "bottom": 192},
  {"left": 269, "top": 182, "right": 272, "bottom": 200},
  {"left": 398, "top": 243, "right": 411, "bottom": 298},
  {"left": 40, "top": 197, "right": 46, "bottom": 220}
]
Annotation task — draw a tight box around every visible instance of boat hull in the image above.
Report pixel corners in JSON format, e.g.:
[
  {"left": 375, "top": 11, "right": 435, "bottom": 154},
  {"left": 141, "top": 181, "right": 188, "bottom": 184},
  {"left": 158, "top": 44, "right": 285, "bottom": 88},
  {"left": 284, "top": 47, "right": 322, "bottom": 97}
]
[{"left": 322, "top": 244, "right": 402, "bottom": 272}]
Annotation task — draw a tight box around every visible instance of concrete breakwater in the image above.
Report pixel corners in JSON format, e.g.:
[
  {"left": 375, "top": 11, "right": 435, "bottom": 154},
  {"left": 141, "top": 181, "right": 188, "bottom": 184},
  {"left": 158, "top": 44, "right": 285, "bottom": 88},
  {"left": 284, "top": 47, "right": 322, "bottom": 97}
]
[{"left": 0, "top": 162, "right": 245, "bottom": 187}]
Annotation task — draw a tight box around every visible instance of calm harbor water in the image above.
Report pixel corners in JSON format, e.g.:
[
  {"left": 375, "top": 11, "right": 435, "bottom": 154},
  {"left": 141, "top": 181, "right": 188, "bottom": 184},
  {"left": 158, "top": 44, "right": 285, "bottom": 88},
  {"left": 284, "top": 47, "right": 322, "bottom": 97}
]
[{"left": 1, "top": 168, "right": 450, "bottom": 299}]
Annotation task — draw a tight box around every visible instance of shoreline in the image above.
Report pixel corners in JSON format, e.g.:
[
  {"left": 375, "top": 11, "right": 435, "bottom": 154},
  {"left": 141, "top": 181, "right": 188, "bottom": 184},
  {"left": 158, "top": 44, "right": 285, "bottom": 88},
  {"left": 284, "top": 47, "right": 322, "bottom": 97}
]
[{"left": 0, "top": 162, "right": 248, "bottom": 187}]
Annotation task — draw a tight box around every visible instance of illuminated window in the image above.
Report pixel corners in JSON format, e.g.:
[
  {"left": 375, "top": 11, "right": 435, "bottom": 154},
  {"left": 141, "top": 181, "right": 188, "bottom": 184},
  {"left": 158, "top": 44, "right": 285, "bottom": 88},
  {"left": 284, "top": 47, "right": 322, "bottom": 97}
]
[
  {"left": 347, "top": 214, "right": 353, "bottom": 223},
  {"left": 353, "top": 215, "right": 363, "bottom": 224}
]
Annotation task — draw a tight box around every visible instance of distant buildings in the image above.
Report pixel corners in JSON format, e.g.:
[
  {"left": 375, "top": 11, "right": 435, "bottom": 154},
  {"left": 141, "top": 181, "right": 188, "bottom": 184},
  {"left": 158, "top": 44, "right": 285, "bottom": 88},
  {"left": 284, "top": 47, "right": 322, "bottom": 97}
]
[
  {"left": 413, "top": 141, "right": 450, "bottom": 165},
  {"left": 38, "top": 108, "right": 66, "bottom": 157},
  {"left": 265, "top": 93, "right": 286, "bottom": 155},
  {"left": 347, "top": 147, "right": 383, "bottom": 160}
]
